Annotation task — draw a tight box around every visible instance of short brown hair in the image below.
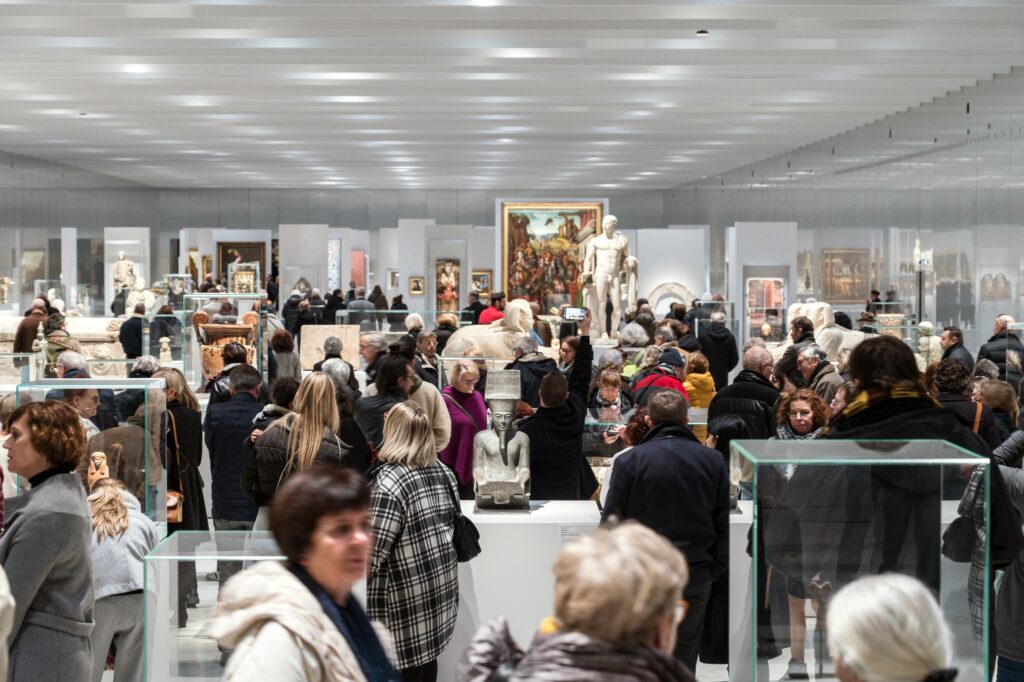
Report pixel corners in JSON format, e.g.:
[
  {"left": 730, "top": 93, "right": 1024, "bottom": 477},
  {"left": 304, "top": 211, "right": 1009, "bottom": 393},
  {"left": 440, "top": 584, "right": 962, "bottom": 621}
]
[
  {"left": 977, "top": 379, "right": 1020, "bottom": 426},
  {"left": 791, "top": 316, "right": 814, "bottom": 336},
  {"left": 647, "top": 390, "right": 688, "bottom": 425},
  {"left": 776, "top": 388, "right": 829, "bottom": 430},
  {"left": 848, "top": 336, "right": 924, "bottom": 393},
  {"left": 8, "top": 400, "right": 86, "bottom": 469},
  {"left": 270, "top": 466, "right": 370, "bottom": 564},
  {"left": 539, "top": 372, "right": 569, "bottom": 407},
  {"left": 270, "top": 328, "right": 294, "bottom": 354}
]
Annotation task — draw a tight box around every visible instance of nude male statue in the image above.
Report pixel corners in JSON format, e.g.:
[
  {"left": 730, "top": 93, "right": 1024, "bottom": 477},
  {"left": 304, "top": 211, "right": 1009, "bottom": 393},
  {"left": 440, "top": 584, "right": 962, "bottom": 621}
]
[{"left": 581, "top": 215, "right": 637, "bottom": 343}]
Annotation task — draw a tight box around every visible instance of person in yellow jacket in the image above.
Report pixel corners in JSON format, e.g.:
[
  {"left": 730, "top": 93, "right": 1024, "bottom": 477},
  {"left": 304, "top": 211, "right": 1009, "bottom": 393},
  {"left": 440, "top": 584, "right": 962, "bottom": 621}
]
[{"left": 682, "top": 352, "right": 716, "bottom": 442}]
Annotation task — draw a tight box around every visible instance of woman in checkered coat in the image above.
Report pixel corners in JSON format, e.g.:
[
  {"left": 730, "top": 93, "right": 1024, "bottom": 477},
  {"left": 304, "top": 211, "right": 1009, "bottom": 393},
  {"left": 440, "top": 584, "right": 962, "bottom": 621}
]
[{"left": 368, "top": 401, "right": 460, "bottom": 682}]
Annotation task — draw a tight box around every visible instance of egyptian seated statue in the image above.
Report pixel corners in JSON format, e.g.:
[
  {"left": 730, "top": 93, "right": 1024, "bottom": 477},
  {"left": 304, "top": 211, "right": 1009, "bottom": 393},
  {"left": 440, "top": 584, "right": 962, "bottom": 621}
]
[
  {"left": 473, "top": 369, "right": 530, "bottom": 510},
  {"left": 193, "top": 309, "right": 260, "bottom": 381}
]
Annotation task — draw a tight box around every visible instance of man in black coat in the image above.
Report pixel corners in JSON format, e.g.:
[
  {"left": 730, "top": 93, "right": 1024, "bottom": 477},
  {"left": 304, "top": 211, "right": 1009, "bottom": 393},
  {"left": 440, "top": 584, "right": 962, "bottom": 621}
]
[
  {"left": 323, "top": 288, "right": 347, "bottom": 323},
  {"left": 117, "top": 304, "right": 146, "bottom": 359},
  {"left": 940, "top": 325, "right": 975, "bottom": 372},
  {"left": 461, "top": 291, "right": 487, "bottom": 325},
  {"left": 708, "top": 345, "right": 780, "bottom": 440},
  {"left": 602, "top": 389, "right": 729, "bottom": 671},
  {"left": 698, "top": 311, "right": 739, "bottom": 390},
  {"left": 775, "top": 315, "right": 816, "bottom": 388},
  {"left": 518, "top": 309, "right": 594, "bottom": 500},
  {"left": 313, "top": 335, "right": 359, "bottom": 392},
  {"left": 933, "top": 358, "right": 1003, "bottom": 450},
  {"left": 505, "top": 336, "right": 559, "bottom": 409},
  {"left": 978, "top": 314, "right": 1024, "bottom": 392},
  {"left": 203, "top": 365, "right": 266, "bottom": 589}
]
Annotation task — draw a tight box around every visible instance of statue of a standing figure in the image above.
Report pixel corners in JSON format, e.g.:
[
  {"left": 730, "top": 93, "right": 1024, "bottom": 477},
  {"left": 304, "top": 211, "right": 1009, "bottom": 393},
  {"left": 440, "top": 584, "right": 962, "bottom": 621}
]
[
  {"left": 473, "top": 370, "right": 530, "bottom": 510},
  {"left": 113, "top": 251, "right": 135, "bottom": 292},
  {"left": 581, "top": 215, "right": 638, "bottom": 343}
]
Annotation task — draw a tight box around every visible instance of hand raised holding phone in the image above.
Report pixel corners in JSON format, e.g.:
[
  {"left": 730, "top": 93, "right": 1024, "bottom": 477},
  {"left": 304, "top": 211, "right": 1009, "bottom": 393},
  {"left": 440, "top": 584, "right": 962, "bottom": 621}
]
[{"left": 561, "top": 306, "right": 592, "bottom": 336}]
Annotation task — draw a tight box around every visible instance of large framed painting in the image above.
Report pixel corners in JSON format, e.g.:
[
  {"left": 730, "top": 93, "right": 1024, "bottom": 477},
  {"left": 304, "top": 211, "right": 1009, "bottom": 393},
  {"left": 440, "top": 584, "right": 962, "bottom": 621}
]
[
  {"left": 821, "top": 248, "right": 870, "bottom": 304},
  {"left": 436, "top": 258, "right": 460, "bottom": 312},
  {"left": 217, "top": 242, "right": 266, "bottom": 281},
  {"left": 502, "top": 201, "right": 603, "bottom": 311}
]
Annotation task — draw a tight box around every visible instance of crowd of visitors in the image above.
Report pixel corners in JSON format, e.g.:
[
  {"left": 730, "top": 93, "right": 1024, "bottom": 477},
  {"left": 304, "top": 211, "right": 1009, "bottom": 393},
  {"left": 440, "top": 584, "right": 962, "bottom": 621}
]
[{"left": 1, "top": 283, "right": 1024, "bottom": 682}]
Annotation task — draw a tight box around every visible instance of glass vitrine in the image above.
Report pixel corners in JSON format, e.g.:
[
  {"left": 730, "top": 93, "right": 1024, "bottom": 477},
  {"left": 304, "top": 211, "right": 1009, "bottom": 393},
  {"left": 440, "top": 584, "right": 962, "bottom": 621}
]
[
  {"left": 691, "top": 300, "right": 740, "bottom": 339},
  {"left": 334, "top": 308, "right": 451, "bottom": 333},
  {"left": 143, "top": 531, "right": 284, "bottom": 681},
  {"left": 0, "top": 352, "right": 39, "bottom": 389},
  {"left": 728, "top": 439, "right": 990, "bottom": 681},
  {"left": 436, "top": 355, "right": 507, "bottom": 390},
  {"left": 15, "top": 377, "right": 168, "bottom": 521},
  {"left": 181, "top": 293, "right": 266, "bottom": 389}
]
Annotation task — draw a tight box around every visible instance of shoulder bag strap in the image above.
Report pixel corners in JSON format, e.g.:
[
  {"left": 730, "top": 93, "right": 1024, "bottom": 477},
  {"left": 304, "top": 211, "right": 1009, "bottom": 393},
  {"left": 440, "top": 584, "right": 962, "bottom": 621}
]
[
  {"left": 443, "top": 393, "right": 482, "bottom": 433},
  {"left": 167, "top": 410, "right": 184, "bottom": 493},
  {"left": 972, "top": 401, "right": 983, "bottom": 434}
]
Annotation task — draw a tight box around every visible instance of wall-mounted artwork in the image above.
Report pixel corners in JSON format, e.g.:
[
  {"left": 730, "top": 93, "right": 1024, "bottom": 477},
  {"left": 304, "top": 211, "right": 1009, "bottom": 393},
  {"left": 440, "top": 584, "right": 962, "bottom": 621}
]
[
  {"left": 436, "top": 259, "right": 460, "bottom": 312},
  {"left": 471, "top": 270, "right": 493, "bottom": 301},
  {"left": 201, "top": 255, "right": 213, "bottom": 281},
  {"left": 408, "top": 276, "right": 425, "bottom": 297},
  {"left": 821, "top": 248, "right": 870, "bottom": 304},
  {"left": 980, "top": 272, "right": 1012, "bottom": 301},
  {"left": 187, "top": 248, "right": 200, "bottom": 287},
  {"left": 217, "top": 242, "right": 266, "bottom": 281},
  {"left": 351, "top": 249, "right": 366, "bottom": 288},
  {"left": 797, "top": 250, "right": 814, "bottom": 296},
  {"left": 20, "top": 249, "right": 45, "bottom": 294},
  {"left": 746, "top": 277, "right": 786, "bottom": 342},
  {"left": 502, "top": 201, "right": 603, "bottom": 310},
  {"left": 271, "top": 238, "right": 280, "bottom": 278}
]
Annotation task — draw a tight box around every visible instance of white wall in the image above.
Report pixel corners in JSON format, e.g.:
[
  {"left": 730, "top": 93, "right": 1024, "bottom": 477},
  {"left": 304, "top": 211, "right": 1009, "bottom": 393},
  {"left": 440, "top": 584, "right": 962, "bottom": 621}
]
[
  {"left": 636, "top": 225, "right": 709, "bottom": 308},
  {"left": 729, "top": 222, "right": 798, "bottom": 344}
]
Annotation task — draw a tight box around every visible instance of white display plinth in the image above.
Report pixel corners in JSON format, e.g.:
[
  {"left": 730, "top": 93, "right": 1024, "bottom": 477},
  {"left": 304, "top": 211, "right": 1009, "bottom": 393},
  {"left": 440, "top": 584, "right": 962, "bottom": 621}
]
[{"left": 437, "top": 500, "right": 601, "bottom": 679}]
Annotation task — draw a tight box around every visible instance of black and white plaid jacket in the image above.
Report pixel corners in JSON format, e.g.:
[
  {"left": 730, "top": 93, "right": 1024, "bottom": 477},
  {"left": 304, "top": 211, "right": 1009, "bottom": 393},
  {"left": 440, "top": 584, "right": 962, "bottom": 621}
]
[{"left": 368, "top": 460, "right": 460, "bottom": 669}]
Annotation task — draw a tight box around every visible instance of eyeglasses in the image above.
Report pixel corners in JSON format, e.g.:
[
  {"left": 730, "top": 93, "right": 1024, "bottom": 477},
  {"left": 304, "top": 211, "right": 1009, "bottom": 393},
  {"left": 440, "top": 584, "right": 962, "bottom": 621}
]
[
  {"left": 789, "top": 410, "right": 813, "bottom": 419},
  {"left": 674, "top": 599, "right": 689, "bottom": 624}
]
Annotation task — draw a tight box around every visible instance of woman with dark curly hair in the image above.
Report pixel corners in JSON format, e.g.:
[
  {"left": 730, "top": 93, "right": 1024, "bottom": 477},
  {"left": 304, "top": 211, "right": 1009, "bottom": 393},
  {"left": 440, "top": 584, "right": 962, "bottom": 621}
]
[
  {"left": 773, "top": 388, "right": 828, "bottom": 441},
  {"left": 0, "top": 401, "right": 93, "bottom": 682}
]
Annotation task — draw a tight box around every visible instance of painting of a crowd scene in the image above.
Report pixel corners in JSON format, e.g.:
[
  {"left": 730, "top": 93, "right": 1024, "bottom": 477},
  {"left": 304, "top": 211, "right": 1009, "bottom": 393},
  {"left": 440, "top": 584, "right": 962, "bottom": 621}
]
[
  {"left": 502, "top": 202, "right": 603, "bottom": 313},
  {"left": 821, "top": 248, "right": 870, "bottom": 304}
]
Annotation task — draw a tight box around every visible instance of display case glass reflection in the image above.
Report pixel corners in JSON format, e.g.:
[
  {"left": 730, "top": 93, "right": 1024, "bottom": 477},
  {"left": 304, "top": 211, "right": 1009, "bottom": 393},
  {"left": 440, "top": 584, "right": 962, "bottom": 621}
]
[{"left": 181, "top": 293, "right": 265, "bottom": 389}]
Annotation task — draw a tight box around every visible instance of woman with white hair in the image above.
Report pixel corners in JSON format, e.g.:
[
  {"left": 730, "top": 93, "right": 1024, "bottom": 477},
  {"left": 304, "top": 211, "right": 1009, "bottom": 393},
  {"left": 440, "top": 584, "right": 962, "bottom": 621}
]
[
  {"left": 459, "top": 521, "right": 696, "bottom": 681},
  {"left": 827, "top": 573, "right": 957, "bottom": 682}
]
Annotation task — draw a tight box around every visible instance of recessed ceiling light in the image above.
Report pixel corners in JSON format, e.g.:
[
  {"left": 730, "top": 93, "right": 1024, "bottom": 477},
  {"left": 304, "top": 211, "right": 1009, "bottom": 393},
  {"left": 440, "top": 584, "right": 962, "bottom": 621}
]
[
  {"left": 78, "top": 112, "right": 88, "bottom": 116},
  {"left": 121, "top": 63, "right": 152, "bottom": 75},
  {"left": 696, "top": 29, "right": 710, "bottom": 37}
]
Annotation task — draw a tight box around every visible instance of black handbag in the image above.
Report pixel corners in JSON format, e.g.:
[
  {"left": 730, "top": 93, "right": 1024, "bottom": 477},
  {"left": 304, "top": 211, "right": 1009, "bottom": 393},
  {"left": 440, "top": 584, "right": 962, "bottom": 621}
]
[
  {"left": 446, "top": 478, "right": 481, "bottom": 562},
  {"left": 941, "top": 515, "right": 976, "bottom": 563}
]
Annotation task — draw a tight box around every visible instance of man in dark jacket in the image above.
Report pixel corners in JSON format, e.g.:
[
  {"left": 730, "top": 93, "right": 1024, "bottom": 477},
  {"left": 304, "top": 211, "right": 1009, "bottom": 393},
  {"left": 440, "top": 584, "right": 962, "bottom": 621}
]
[
  {"left": 698, "top": 311, "right": 739, "bottom": 390},
  {"left": 933, "top": 358, "right": 1003, "bottom": 450},
  {"left": 117, "top": 304, "right": 146, "bottom": 359},
  {"left": 13, "top": 299, "right": 47, "bottom": 354},
  {"left": 707, "top": 345, "right": 780, "bottom": 439},
  {"left": 461, "top": 291, "right": 487, "bottom": 325},
  {"left": 797, "top": 344, "right": 844, "bottom": 404},
  {"left": 505, "top": 336, "right": 559, "bottom": 409},
  {"left": 279, "top": 289, "right": 303, "bottom": 333},
  {"left": 602, "top": 389, "right": 729, "bottom": 671},
  {"left": 433, "top": 314, "right": 459, "bottom": 355},
  {"left": 323, "top": 288, "right": 346, "bottom": 323},
  {"left": 775, "top": 315, "right": 816, "bottom": 387},
  {"left": 206, "top": 342, "right": 270, "bottom": 405},
  {"left": 203, "top": 364, "right": 266, "bottom": 589},
  {"left": 519, "top": 310, "right": 594, "bottom": 500},
  {"left": 940, "top": 325, "right": 975, "bottom": 372},
  {"left": 313, "top": 336, "right": 359, "bottom": 392},
  {"left": 978, "top": 314, "right": 1024, "bottom": 392}
]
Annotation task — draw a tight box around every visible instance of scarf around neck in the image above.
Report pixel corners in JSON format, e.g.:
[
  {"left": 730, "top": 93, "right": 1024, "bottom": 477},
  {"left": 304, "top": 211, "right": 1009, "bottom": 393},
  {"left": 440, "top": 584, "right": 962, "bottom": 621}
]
[{"left": 775, "top": 423, "right": 824, "bottom": 440}]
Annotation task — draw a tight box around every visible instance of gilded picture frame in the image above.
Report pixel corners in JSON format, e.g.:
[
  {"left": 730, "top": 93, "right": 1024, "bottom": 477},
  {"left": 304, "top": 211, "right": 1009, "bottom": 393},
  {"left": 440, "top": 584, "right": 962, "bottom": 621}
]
[
  {"left": 501, "top": 201, "right": 603, "bottom": 309},
  {"left": 471, "top": 269, "right": 493, "bottom": 301},
  {"left": 217, "top": 241, "right": 266, "bottom": 280},
  {"left": 408, "top": 276, "right": 426, "bottom": 296}
]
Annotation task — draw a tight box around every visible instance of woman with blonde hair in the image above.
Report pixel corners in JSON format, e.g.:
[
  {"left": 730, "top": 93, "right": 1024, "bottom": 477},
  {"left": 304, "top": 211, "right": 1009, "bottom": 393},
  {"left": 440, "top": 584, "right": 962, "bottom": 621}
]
[
  {"left": 460, "top": 522, "right": 696, "bottom": 681},
  {"left": 368, "top": 401, "right": 459, "bottom": 682},
  {"left": 87, "top": 478, "right": 159, "bottom": 682},
  {"left": 439, "top": 360, "right": 487, "bottom": 499},
  {"left": 246, "top": 373, "right": 351, "bottom": 525}
]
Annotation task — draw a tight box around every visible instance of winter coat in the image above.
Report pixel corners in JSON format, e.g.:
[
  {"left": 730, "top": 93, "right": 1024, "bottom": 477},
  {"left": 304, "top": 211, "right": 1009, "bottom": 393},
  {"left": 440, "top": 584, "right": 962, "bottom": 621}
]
[
  {"left": 439, "top": 387, "right": 488, "bottom": 487},
  {"left": 0, "top": 472, "right": 93, "bottom": 682},
  {"left": 434, "top": 323, "right": 459, "bottom": 354},
  {"left": 632, "top": 367, "right": 689, "bottom": 406},
  {"left": 13, "top": 310, "right": 46, "bottom": 354},
  {"left": 682, "top": 371, "right": 716, "bottom": 408},
  {"left": 458, "top": 617, "right": 696, "bottom": 682},
  {"left": 941, "top": 341, "right": 975, "bottom": 372},
  {"left": 90, "top": 490, "right": 159, "bottom": 600},
  {"left": 518, "top": 336, "right": 594, "bottom": 500},
  {"left": 936, "top": 392, "right": 1003, "bottom": 451},
  {"left": 505, "top": 353, "right": 559, "bottom": 409},
  {"left": 212, "top": 561, "right": 397, "bottom": 682},
  {"left": 807, "top": 361, "right": 844, "bottom": 404},
  {"left": 167, "top": 400, "right": 210, "bottom": 533},
  {"left": 707, "top": 370, "right": 779, "bottom": 439},
  {"left": 313, "top": 354, "right": 360, "bottom": 392},
  {"left": 602, "top": 423, "right": 729, "bottom": 585},
  {"left": 697, "top": 323, "right": 739, "bottom": 390},
  {"left": 204, "top": 392, "right": 265, "bottom": 521},
  {"left": 205, "top": 363, "right": 271, "bottom": 406},
  {"left": 360, "top": 378, "right": 452, "bottom": 453},
  {"left": 244, "top": 415, "right": 351, "bottom": 506},
  {"left": 43, "top": 330, "right": 82, "bottom": 378},
  {"left": 274, "top": 350, "right": 303, "bottom": 382},
  {"left": 368, "top": 461, "right": 459, "bottom": 668},
  {"left": 776, "top": 330, "right": 816, "bottom": 387},
  {"left": 353, "top": 391, "right": 405, "bottom": 452},
  {"left": 281, "top": 294, "right": 302, "bottom": 332},
  {"left": 345, "top": 298, "right": 377, "bottom": 331},
  {"left": 994, "top": 465, "right": 1024, "bottom": 661},
  {"left": 118, "top": 315, "right": 144, "bottom": 358},
  {"left": 978, "top": 330, "right": 1024, "bottom": 391},
  {"left": 415, "top": 353, "right": 439, "bottom": 387},
  {"left": 995, "top": 429, "right": 1024, "bottom": 467}
]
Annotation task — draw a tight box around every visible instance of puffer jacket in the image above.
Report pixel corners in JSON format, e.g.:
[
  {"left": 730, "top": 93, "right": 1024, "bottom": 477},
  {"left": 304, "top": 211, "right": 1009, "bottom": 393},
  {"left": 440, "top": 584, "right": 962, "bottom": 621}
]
[
  {"left": 458, "top": 618, "right": 696, "bottom": 682},
  {"left": 682, "top": 371, "right": 716, "bottom": 408},
  {"left": 243, "top": 414, "right": 352, "bottom": 506}
]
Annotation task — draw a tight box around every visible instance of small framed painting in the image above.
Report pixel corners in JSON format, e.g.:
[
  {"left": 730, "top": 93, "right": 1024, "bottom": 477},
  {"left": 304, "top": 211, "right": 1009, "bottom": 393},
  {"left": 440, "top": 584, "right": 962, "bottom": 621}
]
[
  {"left": 471, "top": 269, "right": 493, "bottom": 301},
  {"left": 201, "top": 255, "right": 213, "bottom": 281},
  {"left": 408, "top": 276, "right": 426, "bottom": 296}
]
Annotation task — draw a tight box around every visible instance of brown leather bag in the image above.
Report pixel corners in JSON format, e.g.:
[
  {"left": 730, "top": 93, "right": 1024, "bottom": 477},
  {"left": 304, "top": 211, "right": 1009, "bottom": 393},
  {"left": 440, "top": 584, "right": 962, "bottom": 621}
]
[{"left": 166, "top": 411, "right": 184, "bottom": 524}]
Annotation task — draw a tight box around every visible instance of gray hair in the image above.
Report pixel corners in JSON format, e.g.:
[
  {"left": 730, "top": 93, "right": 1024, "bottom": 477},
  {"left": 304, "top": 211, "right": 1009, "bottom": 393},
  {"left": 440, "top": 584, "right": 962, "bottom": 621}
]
[
  {"left": 710, "top": 311, "right": 726, "bottom": 324},
  {"left": 512, "top": 335, "right": 539, "bottom": 355},
  {"left": 405, "top": 313, "right": 425, "bottom": 332},
  {"left": 320, "top": 358, "right": 351, "bottom": 385},
  {"left": 360, "top": 333, "right": 387, "bottom": 351},
  {"left": 799, "top": 344, "right": 827, "bottom": 364},
  {"left": 598, "top": 349, "right": 625, "bottom": 370},
  {"left": 973, "top": 358, "right": 999, "bottom": 380},
  {"left": 742, "top": 346, "right": 773, "bottom": 372},
  {"left": 133, "top": 355, "right": 161, "bottom": 374},
  {"left": 742, "top": 337, "right": 767, "bottom": 352},
  {"left": 323, "top": 336, "right": 343, "bottom": 355},
  {"left": 618, "top": 323, "right": 649, "bottom": 347},
  {"left": 827, "top": 574, "right": 952, "bottom": 682},
  {"left": 355, "top": 286, "right": 366, "bottom": 298},
  {"left": 653, "top": 327, "right": 676, "bottom": 343},
  {"left": 56, "top": 350, "right": 87, "bottom": 371}
]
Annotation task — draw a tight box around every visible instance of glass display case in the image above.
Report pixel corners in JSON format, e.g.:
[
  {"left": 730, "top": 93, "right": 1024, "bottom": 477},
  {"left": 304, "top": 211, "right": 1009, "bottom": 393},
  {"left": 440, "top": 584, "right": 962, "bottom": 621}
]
[
  {"left": 691, "top": 300, "right": 740, "bottom": 340},
  {"left": 181, "top": 293, "right": 266, "bottom": 390},
  {"left": 227, "top": 261, "right": 261, "bottom": 294},
  {"left": 32, "top": 279, "right": 66, "bottom": 307},
  {"left": 745, "top": 279, "right": 786, "bottom": 344},
  {"left": 335, "top": 308, "right": 451, "bottom": 333},
  {"left": 141, "top": 311, "right": 189, "bottom": 363},
  {"left": 105, "top": 235, "right": 151, "bottom": 316},
  {"left": 144, "top": 531, "right": 284, "bottom": 682},
  {"left": 14, "top": 377, "right": 169, "bottom": 521},
  {"left": 728, "top": 439, "right": 990, "bottom": 681},
  {"left": 161, "top": 273, "right": 195, "bottom": 310},
  {"left": 0, "top": 352, "right": 39, "bottom": 390}
]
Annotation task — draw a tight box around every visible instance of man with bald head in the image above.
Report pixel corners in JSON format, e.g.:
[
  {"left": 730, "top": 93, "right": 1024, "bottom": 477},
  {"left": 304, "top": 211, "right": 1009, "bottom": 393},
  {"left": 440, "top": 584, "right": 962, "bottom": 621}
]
[
  {"left": 707, "top": 345, "right": 780, "bottom": 439},
  {"left": 978, "top": 313, "right": 1024, "bottom": 392}
]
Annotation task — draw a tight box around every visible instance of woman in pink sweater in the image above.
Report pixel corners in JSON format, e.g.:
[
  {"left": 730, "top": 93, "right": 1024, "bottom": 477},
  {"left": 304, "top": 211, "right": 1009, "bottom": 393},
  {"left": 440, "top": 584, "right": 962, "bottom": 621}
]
[{"left": 439, "top": 360, "right": 488, "bottom": 499}]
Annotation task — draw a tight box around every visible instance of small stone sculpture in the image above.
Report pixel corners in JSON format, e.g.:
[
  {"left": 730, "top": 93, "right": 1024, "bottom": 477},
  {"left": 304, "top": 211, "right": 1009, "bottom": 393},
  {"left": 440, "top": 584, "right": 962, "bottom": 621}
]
[
  {"left": 112, "top": 251, "right": 135, "bottom": 292},
  {"left": 0, "top": 277, "right": 10, "bottom": 304},
  {"left": 125, "top": 277, "right": 156, "bottom": 312},
  {"left": 473, "top": 369, "right": 530, "bottom": 510}
]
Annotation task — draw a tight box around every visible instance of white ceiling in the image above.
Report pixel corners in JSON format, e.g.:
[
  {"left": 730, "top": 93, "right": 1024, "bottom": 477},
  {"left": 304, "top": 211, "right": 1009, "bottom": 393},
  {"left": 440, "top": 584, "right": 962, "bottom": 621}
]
[{"left": 1, "top": 0, "right": 1023, "bottom": 190}]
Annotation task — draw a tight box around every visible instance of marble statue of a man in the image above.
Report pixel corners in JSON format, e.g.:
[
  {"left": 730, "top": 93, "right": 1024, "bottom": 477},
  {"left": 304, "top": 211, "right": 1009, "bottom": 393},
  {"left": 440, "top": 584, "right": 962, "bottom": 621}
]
[
  {"left": 582, "top": 215, "right": 638, "bottom": 342},
  {"left": 113, "top": 251, "right": 135, "bottom": 292}
]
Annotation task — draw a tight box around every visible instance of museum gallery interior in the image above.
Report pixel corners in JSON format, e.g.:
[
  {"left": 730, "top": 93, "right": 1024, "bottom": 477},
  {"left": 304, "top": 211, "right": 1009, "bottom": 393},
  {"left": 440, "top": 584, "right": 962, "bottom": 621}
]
[{"left": 2, "top": 2, "right": 1024, "bottom": 681}]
